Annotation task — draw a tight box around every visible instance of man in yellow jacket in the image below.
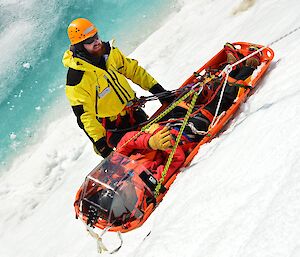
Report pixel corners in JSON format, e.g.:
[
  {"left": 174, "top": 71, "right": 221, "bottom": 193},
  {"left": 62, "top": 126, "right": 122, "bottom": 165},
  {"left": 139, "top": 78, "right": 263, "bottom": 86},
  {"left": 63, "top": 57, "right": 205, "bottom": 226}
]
[{"left": 62, "top": 18, "right": 172, "bottom": 158}]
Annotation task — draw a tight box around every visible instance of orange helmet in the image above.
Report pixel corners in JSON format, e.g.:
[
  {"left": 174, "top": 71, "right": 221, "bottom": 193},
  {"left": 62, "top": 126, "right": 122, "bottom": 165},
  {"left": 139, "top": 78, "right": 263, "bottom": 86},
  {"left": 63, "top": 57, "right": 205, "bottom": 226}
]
[{"left": 67, "top": 18, "right": 98, "bottom": 45}]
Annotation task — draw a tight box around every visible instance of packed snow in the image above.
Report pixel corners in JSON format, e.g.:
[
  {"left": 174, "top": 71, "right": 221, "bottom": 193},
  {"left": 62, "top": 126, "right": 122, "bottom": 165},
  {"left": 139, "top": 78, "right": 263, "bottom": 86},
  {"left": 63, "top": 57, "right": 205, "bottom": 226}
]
[{"left": 1, "top": 0, "right": 300, "bottom": 257}]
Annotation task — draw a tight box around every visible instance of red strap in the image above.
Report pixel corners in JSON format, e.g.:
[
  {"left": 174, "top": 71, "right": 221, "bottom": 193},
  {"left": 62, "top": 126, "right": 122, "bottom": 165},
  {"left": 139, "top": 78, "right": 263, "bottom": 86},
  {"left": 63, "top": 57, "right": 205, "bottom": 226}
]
[{"left": 200, "top": 109, "right": 214, "bottom": 122}]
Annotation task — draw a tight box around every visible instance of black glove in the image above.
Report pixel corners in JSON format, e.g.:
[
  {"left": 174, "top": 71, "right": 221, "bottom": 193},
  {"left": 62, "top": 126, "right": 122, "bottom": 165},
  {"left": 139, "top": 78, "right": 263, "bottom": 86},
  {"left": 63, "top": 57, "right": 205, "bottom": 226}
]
[
  {"left": 94, "top": 137, "right": 113, "bottom": 158},
  {"left": 149, "top": 83, "right": 176, "bottom": 105}
]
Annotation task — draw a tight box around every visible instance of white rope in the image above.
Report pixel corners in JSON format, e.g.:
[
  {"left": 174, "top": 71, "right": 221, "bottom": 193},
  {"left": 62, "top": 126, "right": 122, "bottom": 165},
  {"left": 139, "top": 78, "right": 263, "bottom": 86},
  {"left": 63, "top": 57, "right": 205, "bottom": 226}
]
[
  {"left": 211, "top": 65, "right": 232, "bottom": 127},
  {"left": 84, "top": 223, "right": 123, "bottom": 254},
  {"left": 267, "top": 25, "right": 300, "bottom": 47},
  {"left": 78, "top": 25, "right": 300, "bottom": 254},
  {"left": 110, "top": 232, "right": 124, "bottom": 254},
  {"left": 221, "top": 25, "right": 300, "bottom": 74},
  {"left": 189, "top": 122, "right": 208, "bottom": 135},
  {"left": 86, "top": 225, "right": 110, "bottom": 254},
  {"left": 211, "top": 25, "right": 300, "bottom": 127}
]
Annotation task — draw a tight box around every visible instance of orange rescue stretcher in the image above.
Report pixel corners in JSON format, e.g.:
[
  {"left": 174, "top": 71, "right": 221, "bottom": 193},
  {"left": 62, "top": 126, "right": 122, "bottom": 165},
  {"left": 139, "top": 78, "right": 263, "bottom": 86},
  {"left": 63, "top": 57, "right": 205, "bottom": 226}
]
[{"left": 74, "top": 42, "right": 275, "bottom": 234}]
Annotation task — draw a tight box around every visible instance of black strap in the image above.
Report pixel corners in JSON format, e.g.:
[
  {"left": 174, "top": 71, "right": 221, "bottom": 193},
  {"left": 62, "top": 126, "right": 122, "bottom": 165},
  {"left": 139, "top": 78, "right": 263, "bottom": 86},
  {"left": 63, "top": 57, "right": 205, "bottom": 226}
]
[{"left": 139, "top": 171, "right": 167, "bottom": 194}]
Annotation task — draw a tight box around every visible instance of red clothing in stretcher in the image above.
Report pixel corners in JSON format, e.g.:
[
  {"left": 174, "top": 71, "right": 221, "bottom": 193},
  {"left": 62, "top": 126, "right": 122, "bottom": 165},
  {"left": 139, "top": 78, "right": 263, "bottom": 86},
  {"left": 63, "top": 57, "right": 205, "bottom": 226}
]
[{"left": 116, "top": 128, "right": 191, "bottom": 183}]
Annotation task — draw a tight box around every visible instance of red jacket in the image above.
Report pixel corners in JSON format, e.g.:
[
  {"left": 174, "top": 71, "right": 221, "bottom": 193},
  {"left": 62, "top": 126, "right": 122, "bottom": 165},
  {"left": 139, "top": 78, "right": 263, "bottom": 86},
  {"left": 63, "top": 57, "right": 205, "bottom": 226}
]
[{"left": 116, "top": 128, "right": 194, "bottom": 183}]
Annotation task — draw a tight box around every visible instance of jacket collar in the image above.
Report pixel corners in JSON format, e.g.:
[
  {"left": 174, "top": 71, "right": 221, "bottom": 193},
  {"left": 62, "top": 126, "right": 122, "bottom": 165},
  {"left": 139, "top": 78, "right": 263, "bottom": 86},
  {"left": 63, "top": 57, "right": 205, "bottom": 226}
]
[{"left": 62, "top": 41, "right": 111, "bottom": 71}]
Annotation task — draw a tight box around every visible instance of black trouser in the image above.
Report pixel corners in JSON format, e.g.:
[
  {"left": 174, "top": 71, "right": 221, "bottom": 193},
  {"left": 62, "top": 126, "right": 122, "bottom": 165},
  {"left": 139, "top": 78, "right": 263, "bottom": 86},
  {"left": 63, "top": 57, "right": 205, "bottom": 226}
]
[
  {"left": 105, "top": 107, "right": 148, "bottom": 147},
  {"left": 159, "top": 106, "right": 210, "bottom": 142},
  {"left": 160, "top": 66, "right": 256, "bottom": 142},
  {"left": 204, "top": 66, "right": 255, "bottom": 115}
]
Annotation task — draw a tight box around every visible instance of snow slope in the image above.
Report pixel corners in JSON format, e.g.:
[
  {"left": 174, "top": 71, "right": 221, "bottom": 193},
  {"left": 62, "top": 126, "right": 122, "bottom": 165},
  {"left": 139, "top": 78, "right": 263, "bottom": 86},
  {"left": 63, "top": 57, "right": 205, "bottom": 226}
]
[{"left": 1, "top": 0, "right": 300, "bottom": 257}]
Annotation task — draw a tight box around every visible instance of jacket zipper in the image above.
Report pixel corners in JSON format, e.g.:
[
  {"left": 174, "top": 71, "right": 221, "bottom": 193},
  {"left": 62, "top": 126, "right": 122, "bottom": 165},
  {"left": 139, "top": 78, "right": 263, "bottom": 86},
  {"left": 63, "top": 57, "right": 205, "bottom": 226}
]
[
  {"left": 106, "top": 70, "right": 130, "bottom": 102},
  {"left": 94, "top": 71, "right": 99, "bottom": 114},
  {"left": 106, "top": 79, "right": 125, "bottom": 104},
  {"left": 109, "top": 70, "right": 131, "bottom": 100}
]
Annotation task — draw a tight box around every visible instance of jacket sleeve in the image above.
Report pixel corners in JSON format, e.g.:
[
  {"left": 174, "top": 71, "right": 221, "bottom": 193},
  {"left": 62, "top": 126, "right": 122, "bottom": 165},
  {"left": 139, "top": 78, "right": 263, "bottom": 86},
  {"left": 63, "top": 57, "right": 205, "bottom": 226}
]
[
  {"left": 65, "top": 77, "right": 106, "bottom": 145},
  {"left": 116, "top": 131, "right": 152, "bottom": 156},
  {"left": 113, "top": 47, "right": 158, "bottom": 91}
]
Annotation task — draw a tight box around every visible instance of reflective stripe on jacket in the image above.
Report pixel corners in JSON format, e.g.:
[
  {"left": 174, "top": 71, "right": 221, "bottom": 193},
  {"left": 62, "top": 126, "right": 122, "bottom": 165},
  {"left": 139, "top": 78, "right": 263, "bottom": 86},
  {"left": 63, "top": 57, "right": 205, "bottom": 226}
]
[{"left": 62, "top": 42, "right": 158, "bottom": 143}]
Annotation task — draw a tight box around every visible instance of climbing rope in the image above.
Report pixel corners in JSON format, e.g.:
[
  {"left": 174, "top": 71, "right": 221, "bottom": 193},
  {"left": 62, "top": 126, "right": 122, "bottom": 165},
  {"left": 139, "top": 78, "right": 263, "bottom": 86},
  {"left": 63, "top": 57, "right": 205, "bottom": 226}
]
[
  {"left": 115, "top": 88, "right": 195, "bottom": 152},
  {"left": 115, "top": 76, "right": 215, "bottom": 152},
  {"left": 154, "top": 90, "right": 199, "bottom": 197},
  {"left": 119, "top": 25, "right": 300, "bottom": 195},
  {"left": 82, "top": 25, "right": 300, "bottom": 255},
  {"left": 210, "top": 65, "right": 232, "bottom": 127},
  {"left": 222, "top": 25, "right": 300, "bottom": 73}
]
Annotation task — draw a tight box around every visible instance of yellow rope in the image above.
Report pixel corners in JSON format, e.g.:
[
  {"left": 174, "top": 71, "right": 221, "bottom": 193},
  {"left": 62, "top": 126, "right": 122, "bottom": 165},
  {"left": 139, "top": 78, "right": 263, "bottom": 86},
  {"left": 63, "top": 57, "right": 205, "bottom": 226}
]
[
  {"left": 154, "top": 90, "right": 199, "bottom": 197},
  {"left": 116, "top": 76, "right": 215, "bottom": 152},
  {"left": 115, "top": 76, "right": 214, "bottom": 198},
  {"left": 115, "top": 89, "right": 196, "bottom": 152}
]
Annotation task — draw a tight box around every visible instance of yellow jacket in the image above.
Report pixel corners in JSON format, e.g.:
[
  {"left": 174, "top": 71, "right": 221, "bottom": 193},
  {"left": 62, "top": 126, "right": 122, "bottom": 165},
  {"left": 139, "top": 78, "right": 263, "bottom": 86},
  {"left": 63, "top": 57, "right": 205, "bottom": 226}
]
[{"left": 62, "top": 42, "right": 158, "bottom": 144}]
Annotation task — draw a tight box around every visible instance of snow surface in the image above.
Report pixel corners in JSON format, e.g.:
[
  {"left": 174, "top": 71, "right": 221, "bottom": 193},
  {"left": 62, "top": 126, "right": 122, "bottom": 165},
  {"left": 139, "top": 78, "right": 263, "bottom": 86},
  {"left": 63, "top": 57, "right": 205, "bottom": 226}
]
[{"left": 1, "top": 0, "right": 300, "bottom": 257}]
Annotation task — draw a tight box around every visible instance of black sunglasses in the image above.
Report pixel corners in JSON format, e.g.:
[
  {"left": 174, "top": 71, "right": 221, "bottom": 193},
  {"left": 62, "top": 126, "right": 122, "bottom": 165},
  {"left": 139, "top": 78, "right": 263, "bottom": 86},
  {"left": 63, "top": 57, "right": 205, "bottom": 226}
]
[{"left": 82, "top": 33, "right": 99, "bottom": 44}]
